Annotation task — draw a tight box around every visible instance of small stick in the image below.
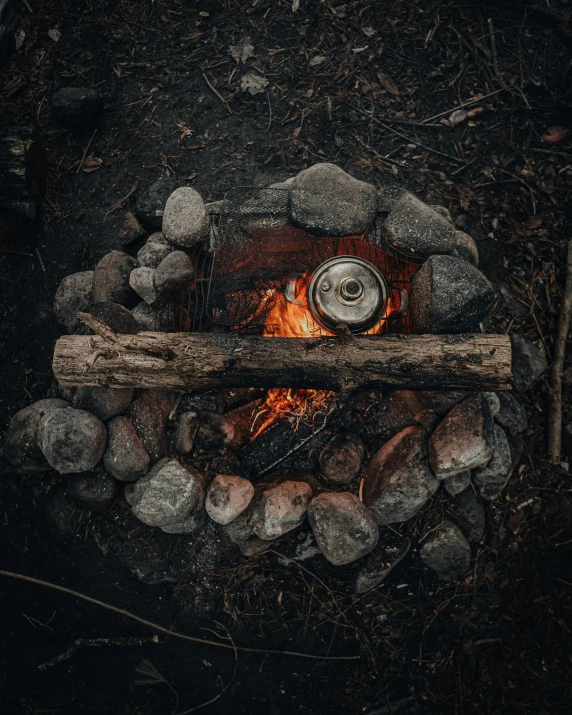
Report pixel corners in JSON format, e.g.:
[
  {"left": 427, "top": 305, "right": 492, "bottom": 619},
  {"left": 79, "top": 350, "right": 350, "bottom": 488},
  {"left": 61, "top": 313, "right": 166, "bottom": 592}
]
[
  {"left": 76, "top": 129, "right": 97, "bottom": 174},
  {"left": 487, "top": 18, "right": 504, "bottom": 85},
  {"left": 39, "top": 636, "right": 159, "bottom": 670},
  {"left": 202, "top": 72, "right": 231, "bottom": 114},
  {"left": 548, "top": 240, "right": 572, "bottom": 464},
  {"left": 35, "top": 248, "right": 46, "bottom": 272}
]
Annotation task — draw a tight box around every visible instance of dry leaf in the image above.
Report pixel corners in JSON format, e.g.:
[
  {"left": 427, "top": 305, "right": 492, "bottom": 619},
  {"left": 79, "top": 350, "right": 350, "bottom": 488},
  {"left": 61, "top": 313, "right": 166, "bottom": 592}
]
[
  {"left": 457, "top": 185, "right": 476, "bottom": 211},
  {"left": 229, "top": 38, "right": 255, "bottom": 64},
  {"left": 240, "top": 72, "right": 269, "bottom": 95},
  {"left": 467, "top": 106, "right": 485, "bottom": 119},
  {"left": 15, "top": 29, "right": 25, "bottom": 50},
  {"left": 292, "top": 0, "right": 300, "bottom": 11},
  {"left": 377, "top": 71, "right": 399, "bottom": 96},
  {"left": 362, "top": 26, "right": 376, "bottom": 38},
  {"left": 541, "top": 126, "right": 569, "bottom": 143},
  {"left": 449, "top": 109, "right": 468, "bottom": 126},
  {"left": 309, "top": 55, "right": 327, "bottom": 67},
  {"left": 82, "top": 155, "right": 102, "bottom": 173}
]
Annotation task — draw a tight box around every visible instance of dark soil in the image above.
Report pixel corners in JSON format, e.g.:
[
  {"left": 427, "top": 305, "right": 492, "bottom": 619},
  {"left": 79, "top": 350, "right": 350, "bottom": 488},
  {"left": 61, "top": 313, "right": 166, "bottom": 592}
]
[{"left": 2, "top": 1, "right": 572, "bottom": 713}]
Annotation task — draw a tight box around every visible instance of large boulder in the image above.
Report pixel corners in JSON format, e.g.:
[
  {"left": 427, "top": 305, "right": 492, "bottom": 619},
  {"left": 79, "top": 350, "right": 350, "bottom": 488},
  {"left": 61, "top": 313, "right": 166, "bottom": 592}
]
[
  {"left": 308, "top": 492, "right": 379, "bottom": 566},
  {"left": 38, "top": 408, "right": 107, "bottom": 474},
  {"left": 428, "top": 393, "right": 493, "bottom": 478},
  {"left": 162, "top": 187, "right": 209, "bottom": 247},
  {"left": 53, "top": 271, "right": 94, "bottom": 333},
  {"left": 3, "top": 399, "right": 70, "bottom": 471},
  {"left": 251, "top": 480, "right": 313, "bottom": 540},
  {"left": 363, "top": 425, "right": 440, "bottom": 524},
  {"left": 410, "top": 255, "right": 496, "bottom": 334},
  {"left": 92, "top": 250, "right": 138, "bottom": 307},
  {"left": 73, "top": 386, "right": 134, "bottom": 422},
  {"left": 289, "top": 163, "right": 377, "bottom": 237},
  {"left": 136, "top": 178, "right": 182, "bottom": 230},
  {"left": 420, "top": 520, "right": 471, "bottom": 581},
  {"left": 205, "top": 474, "right": 255, "bottom": 525},
  {"left": 318, "top": 432, "right": 365, "bottom": 486},
  {"left": 51, "top": 87, "right": 103, "bottom": 128},
  {"left": 472, "top": 424, "right": 513, "bottom": 501},
  {"left": 510, "top": 334, "right": 548, "bottom": 390},
  {"left": 103, "top": 415, "right": 150, "bottom": 481},
  {"left": 125, "top": 458, "right": 205, "bottom": 534}
]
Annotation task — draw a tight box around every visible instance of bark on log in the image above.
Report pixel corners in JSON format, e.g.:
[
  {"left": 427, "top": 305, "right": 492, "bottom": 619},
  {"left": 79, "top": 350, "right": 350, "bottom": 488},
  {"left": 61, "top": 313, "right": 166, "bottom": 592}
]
[
  {"left": 0, "top": 127, "right": 47, "bottom": 221},
  {"left": 53, "top": 332, "right": 513, "bottom": 392}
]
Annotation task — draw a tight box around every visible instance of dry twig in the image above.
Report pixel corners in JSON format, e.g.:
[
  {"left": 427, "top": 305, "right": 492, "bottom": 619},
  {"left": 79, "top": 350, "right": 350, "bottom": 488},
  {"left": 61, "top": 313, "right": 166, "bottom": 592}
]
[{"left": 39, "top": 635, "right": 158, "bottom": 670}]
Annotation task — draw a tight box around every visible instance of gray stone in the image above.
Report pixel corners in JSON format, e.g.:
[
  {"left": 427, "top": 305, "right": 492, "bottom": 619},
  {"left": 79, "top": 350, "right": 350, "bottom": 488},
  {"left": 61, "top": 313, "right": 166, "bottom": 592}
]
[
  {"left": 353, "top": 538, "right": 411, "bottom": 594},
  {"left": 118, "top": 211, "right": 146, "bottom": 245},
  {"left": 420, "top": 520, "right": 471, "bottom": 581},
  {"left": 131, "top": 302, "right": 161, "bottom": 331},
  {"left": 73, "top": 386, "right": 134, "bottom": 422},
  {"left": 451, "top": 487, "right": 486, "bottom": 542},
  {"left": 54, "top": 271, "right": 94, "bottom": 333},
  {"left": 252, "top": 480, "right": 313, "bottom": 540},
  {"left": 510, "top": 334, "right": 548, "bottom": 390},
  {"left": 382, "top": 190, "right": 478, "bottom": 264},
  {"left": 173, "top": 411, "right": 199, "bottom": 454},
  {"left": 205, "top": 474, "right": 255, "bottom": 525},
  {"left": 289, "top": 163, "right": 377, "bottom": 237},
  {"left": 86, "top": 302, "right": 139, "bottom": 334},
  {"left": 428, "top": 393, "right": 493, "bottom": 478},
  {"left": 103, "top": 415, "right": 150, "bottom": 481},
  {"left": 127, "top": 390, "right": 175, "bottom": 463},
  {"left": 136, "top": 178, "right": 183, "bottom": 230},
  {"left": 318, "top": 432, "right": 365, "bottom": 486},
  {"left": 51, "top": 87, "right": 103, "bottom": 128},
  {"left": 443, "top": 470, "right": 471, "bottom": 496},
  {"left": 68, "top": 466, "right": 117, "bottom": 512},
  {"left": 484, "top": 391, "right": 500, "bottom": 417},
  {"left": 38, "top": 408, "right": 107, "bottom": 474},
  {"left": 137, "top": 234, "right": 170, "bottom": 268},
  {"left": 92, "top": 251, "right": 138, "bottom": 307},
  {"left": 126, "top": 458, "right": 205, "bottom": 533},
  {"left": 410, "top": 255, "right": 496, "bottom": 334},
  {"left": 3, "top": 399, "right": 70, "bottom": 471},
  {"left": 495, "top": 392, "right": 527, "bottom": 436},
  {"left": 363, "top": 425, "right": 440, "bottom": 524},
  {"left": 473, "top": 424, "right": 512, "bottom": 501},
  {"left": 129, "top": 266, "right": 158, "bottom": 305},
  {"left": 154, "top": 250, "right": 194, "bottom": 296},
  {"left": 224, "top": 513, "right": 271, "bottom": 557},
  {"left": 162, "top": 187, "right": 209, "bottom": 247},
  {"left": 307, "top": 492, "right": 379, "bottom": 566}
]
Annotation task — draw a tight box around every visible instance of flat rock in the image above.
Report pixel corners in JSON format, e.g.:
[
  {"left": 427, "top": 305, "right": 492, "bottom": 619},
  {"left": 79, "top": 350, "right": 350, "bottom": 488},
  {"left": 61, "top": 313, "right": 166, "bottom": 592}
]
[
  {"left": 382, "top": 189, "right": 478, "bottom": 264},
  {"left": 85, "top": 302, "right": 139, "bottom": 334},
  {"left": 38, "top": 408, "right": 107, "bottom": 474},
  {"left": 3, "top": 399, "right": 70, "bottom": 471},
  {"left": 443, "top": 470, "right": 471, "bottom": 496},
  {"left": 162, "top": 187, "right": 209, "bottom": 247},
  {"left": 451, "top": 487, "right": 486, "bottom": 542},
  {"left": 73, "top": 386, "right": 134, "bottom": 422},
  {"left": 318, "top": 432, "right": 365, "bottom": 485},
  {"left": 51, "top": 87, "right": 103, "bottom": 128},
  {"left": 252, "top": 480, "right": 313, "bottom": 540},
  {"left": 103, "top": 415, "right": 150, "bottom": 481},
  {"left": 410, "top": 255, "right": 496, "bottom": 333},
  {"left": 136, "top": 178, "right": 183, "bottom": 229},
  {"left": 510, "top": 334, "right": 548, "bottom": 390},
  {"left": 206, "top": 474, "right": 255, "bottom": 525},
  {"left": 68, "top": 466, "right": 117, "bottom": 512},
  {"left": 495, "top": 392, "right": 527, "bottom": 436},
  {"left": 473, "top": 424, "right": 512, "bottom": 501},
  {"left": 129, "top": 266, "right": 158, "bottom": 305},
  {"left": 137, "top": 234, "right": 170, "bottom": 268},
  {"left": 173, "top": 411, "right": 199, "bottom": 454},
  {"left": 127, "top": 390, "right": 175, "bottom": 463},
  {"left": 125, "top": 458, "right": 205, "bottom": 533},
  {"left": 92, "top": 250, "right": 138, "bottom": 307},
  {"left": 308, "top": 492, "right": 379, "bottom": 566},
  {"left": 289, "top": 163, "right": 377, "bottom": 237},
  {"left": 363, "top": 425, "right": 440, "bottom": 524},
  {"left": 419, "top": 520, "right": 471, "bottom": 581},
  {"left": 118, "top": 211, "right": 146, "bottom": 245},
  {"left": 54, "top": 271, "right": 94, "bottom": 333},
  {"left": 428, "top": 393, "right": 493, "bottom": 478},
  {"left": 153, "top": 250, "right": 194, "bottom": 296}
]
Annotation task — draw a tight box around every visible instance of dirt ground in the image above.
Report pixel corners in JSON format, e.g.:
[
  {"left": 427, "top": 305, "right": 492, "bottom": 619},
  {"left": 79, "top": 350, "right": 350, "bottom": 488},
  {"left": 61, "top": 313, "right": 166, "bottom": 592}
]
[{"left": 1, "top": 1, "right": 572, "bottom": 713}]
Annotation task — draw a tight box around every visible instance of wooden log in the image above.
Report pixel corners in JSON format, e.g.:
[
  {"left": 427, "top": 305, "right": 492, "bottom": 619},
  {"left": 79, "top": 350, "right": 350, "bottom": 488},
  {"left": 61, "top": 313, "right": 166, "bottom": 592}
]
[
  {"left": 0, "top": 126, "right": 47, "bottom": 221},
  {"left": 53, "top": 331, "right": 513, "bottom": 392}
]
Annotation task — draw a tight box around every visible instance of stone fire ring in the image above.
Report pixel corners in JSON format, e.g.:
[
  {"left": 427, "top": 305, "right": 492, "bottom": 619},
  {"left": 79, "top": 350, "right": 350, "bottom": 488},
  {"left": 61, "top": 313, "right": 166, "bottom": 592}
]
[{"left": 3, "top": 163, "right": 546, "bottom": 586}]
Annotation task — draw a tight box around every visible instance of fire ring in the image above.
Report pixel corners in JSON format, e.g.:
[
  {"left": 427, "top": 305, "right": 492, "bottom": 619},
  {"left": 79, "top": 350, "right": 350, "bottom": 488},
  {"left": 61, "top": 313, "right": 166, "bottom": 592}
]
[{"left": 307, "top": 255, "right": 388, "bottom": 334}]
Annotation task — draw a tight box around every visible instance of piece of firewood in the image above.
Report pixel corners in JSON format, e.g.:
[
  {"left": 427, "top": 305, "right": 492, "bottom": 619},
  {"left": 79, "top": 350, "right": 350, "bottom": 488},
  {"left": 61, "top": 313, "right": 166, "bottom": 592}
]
[{"left": 53, "top": 331, "right": 513, "bottom": 392}]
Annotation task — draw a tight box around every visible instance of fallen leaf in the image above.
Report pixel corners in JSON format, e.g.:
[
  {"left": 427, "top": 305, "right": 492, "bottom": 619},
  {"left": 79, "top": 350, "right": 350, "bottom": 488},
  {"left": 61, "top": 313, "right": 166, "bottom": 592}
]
[
  {"left": 541, "top": 126, "right": 569, "bottom": 143},
  {"left": 467, "top": 106, "right": 485, "bottom": 118},
  {"left": 229, "top": 38, "right": 255, "bottom": 64},
  {"left": 377, "top": 71, "right": 399, "bottom": 96},
  {"left": 292, "top": 0, "right": 300, "bottom": 11},
  {"left": 362, "top": 25, "right": 376, "bottom": 38},
  {"left": 15, "top": 29, "right": 25, "bottom": 50},
  {"left": 309, "top": 55, "right": 327, "bottom": 67},
  {"left": 240, "top": 72, "right": 269, "bottom": 95},
  {"left": 457, "top": 185, "right": 476, "bottom": 211},
  {"left": 82, "top": 155, "right": 102, "bottom": 173},
  {"left": 449, "top": 109, "right": 468, "bottom": 126}
]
